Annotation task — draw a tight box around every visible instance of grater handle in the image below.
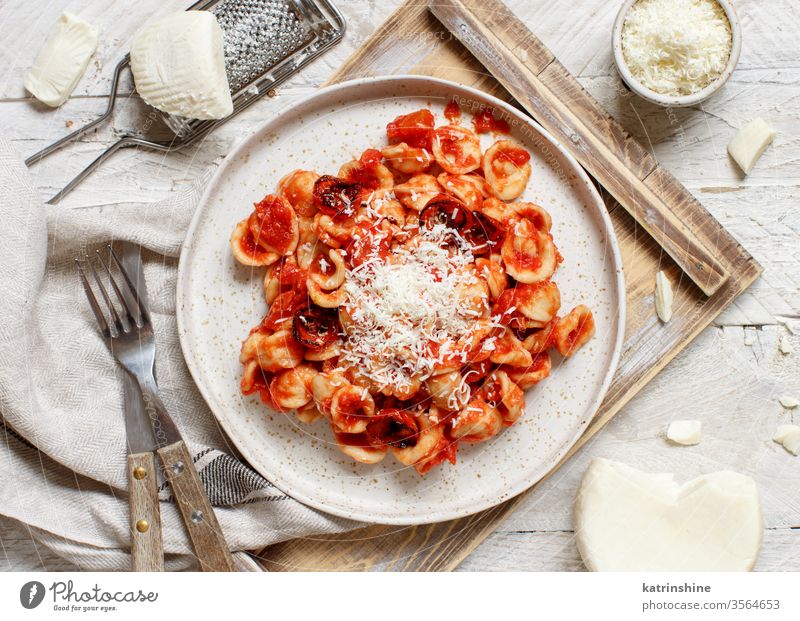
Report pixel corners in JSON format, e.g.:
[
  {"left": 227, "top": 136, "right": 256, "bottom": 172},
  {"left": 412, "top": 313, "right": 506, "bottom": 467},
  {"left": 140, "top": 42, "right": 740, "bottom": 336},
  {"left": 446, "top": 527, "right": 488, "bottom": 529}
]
[
  {"left": 26, "top": 56, "right": 130, "bottom": 167},
  {"left": 46, "top": 136, "right": 137, "bottom": 204}
]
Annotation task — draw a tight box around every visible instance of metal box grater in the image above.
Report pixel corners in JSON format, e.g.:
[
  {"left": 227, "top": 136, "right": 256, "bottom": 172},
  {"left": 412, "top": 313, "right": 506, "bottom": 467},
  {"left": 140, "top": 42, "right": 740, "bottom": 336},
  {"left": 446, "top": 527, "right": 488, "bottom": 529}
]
[{"left": 26, "top": 0, "right": 345, "bottom": 203}]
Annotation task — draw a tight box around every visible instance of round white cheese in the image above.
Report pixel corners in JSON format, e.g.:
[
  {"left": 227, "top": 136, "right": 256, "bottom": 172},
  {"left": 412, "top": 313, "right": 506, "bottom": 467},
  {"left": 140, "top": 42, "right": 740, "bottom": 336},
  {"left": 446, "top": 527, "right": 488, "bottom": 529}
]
[
  {"left": 130, "top": 11, "right": 233, "bottom": 121},
  {"left": 575, "top": 458, "right": 763, "bottom": 571}
]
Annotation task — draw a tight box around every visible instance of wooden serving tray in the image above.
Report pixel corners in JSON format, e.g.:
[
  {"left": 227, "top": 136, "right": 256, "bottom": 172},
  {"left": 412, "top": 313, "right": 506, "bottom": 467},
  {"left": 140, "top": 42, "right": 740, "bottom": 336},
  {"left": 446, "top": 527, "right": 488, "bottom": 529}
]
[{"left": 253, "top": 0, "right": 761, "bottom": 571}]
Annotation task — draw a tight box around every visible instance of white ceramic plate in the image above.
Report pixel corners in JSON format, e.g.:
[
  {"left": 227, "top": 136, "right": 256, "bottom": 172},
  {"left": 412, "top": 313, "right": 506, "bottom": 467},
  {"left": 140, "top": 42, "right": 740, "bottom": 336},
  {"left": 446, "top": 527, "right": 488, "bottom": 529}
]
[{"left": 177, "top": 76, "right": 625, "bottom": 525}]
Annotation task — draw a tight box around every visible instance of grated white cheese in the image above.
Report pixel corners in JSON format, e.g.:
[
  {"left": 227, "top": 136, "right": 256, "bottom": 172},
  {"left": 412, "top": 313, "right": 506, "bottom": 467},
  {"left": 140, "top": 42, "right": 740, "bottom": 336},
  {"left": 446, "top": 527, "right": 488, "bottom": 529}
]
[
  {"left": 339, "top": 224, "right": 488, "bottom": 392},
  {"left": 621, "top": 0, "right": 732, "bottom": 96}
]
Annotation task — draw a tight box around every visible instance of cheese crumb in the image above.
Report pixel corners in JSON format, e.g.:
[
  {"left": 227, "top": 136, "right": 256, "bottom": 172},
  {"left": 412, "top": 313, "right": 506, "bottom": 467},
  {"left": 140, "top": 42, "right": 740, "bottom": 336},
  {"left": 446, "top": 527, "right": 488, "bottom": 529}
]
[
  {"left": 779, "top": 336, "right": 794, "bottom": 355},
  {"left": 728, "top": 118, "right": 776, "bottom": 175},
  {"left": 621, "top": 0, "right": 732, "bottom": 96},
  {"left": 773, "top": 425, "right": 800, "bottom": 456},
  {"left": 667, "top": 420, "right": 702, "bottom": 445},
  {"left": 778, "top": 395, "right": 799, "bottom": 409}
]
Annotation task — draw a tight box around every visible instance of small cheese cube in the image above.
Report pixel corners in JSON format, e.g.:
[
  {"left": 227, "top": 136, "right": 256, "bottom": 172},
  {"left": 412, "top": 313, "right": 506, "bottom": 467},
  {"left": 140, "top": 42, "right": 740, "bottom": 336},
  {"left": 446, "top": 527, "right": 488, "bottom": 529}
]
[
  {"left": 727, "top": 118, "right": 776, "bottom": 175},
  {"left": 667, "top": 420, "right": 702, "bottom": 445},
  {"left": 773, "top": 425, "right": 800, "bottom": 456}
]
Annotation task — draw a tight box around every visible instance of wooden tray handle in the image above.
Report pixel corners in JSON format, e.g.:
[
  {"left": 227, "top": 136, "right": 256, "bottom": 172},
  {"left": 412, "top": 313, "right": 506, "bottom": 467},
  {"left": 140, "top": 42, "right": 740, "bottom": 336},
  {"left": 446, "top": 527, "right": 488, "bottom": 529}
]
[
  {"left": 127, "top": 452, "right": 164, "bottom": 572},
  {"left": 429, "top": 0, "right": 729, "bottom": 296},
  {"left": 158, "top": 440, "right": 236, "bottom": 572}
]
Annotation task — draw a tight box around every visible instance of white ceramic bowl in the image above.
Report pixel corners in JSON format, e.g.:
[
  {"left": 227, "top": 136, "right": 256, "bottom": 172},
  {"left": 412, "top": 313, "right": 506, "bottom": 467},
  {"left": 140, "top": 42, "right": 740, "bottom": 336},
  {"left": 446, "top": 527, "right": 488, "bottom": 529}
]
[{"left": 612, "top": 0, "right": 742, "bottom": 107}]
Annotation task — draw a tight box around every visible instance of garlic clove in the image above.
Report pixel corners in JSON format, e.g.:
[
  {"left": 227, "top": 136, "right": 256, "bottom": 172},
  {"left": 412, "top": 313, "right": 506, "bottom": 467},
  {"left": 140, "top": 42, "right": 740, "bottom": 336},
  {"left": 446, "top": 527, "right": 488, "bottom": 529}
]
[{"left": 654, "top": 270, "right": 673, "bottom": 323}]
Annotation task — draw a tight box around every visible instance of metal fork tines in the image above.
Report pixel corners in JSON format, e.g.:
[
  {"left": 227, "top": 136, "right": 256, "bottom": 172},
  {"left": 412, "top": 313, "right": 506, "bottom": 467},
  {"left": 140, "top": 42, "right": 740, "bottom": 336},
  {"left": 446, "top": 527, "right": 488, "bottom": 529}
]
[
  {"left": 76, "top": 247, "right": 181, "bottom": 443},
  {"left": 77, "top": 246, "right": 235, "bottom": 571}
]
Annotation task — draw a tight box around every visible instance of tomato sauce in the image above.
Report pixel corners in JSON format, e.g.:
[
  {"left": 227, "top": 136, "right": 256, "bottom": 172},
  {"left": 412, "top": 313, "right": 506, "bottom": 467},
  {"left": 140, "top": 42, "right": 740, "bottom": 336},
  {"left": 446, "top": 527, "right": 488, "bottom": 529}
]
[
  {"left": 498, "top": 147, "right": 531, "bottom": 167},
  {"left": 473, "top": 108, "right": 510, "bottom": 134},
  {"left": 511, "top": 249, "right": 543, "bottom": 272},
  {"left": 253, "top": 196, "right": 294, "bottom": 254},
  {"left": 345, "top": 224, "right": 391, "bottom": 267},
  {"left": 444, "top": 100, "right": 461, "bottom": 123},
  {"left": 238, "top": 227, "right": 275, "bottom": 263},
  {"left": 262, "top": 290, "right": 304, "bottom": 331}
]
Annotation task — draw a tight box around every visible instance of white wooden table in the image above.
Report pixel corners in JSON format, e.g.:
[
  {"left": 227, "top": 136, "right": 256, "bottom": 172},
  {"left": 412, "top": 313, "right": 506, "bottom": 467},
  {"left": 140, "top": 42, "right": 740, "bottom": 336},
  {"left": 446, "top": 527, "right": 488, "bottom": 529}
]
[{"left": 1, "top": 0, "right": 798, "bottom": 571}]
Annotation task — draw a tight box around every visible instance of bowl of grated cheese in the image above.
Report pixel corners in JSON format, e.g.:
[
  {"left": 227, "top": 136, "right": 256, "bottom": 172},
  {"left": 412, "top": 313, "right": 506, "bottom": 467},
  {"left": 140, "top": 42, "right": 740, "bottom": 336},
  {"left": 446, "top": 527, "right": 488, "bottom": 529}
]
[{"left": 612, "top": 0, "right": 741, "bottom": 107}]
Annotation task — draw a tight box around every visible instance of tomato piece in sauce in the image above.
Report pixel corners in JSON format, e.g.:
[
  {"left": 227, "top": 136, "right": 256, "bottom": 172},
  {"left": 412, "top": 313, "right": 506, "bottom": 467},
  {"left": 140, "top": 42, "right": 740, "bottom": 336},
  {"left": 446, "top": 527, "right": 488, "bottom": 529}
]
[
  {"left": 492, "top": 289, "right": 517, "bottom": 323},
  {"left": 478, "top": 374, "right": 503, "bottom": 407},
  {"left": 250, "top": 195, "right": 295, "bottom": 254},
  {"left": 473, "top": 108, "right": 511, "bottom": 134},
  {"left": 344, "top": 224, "right": 391, "bottom": 267},
  {"left": 463, "top": 211, "right": 504, "bottom": 255},
  {"left": 262, "top": 289, "right": 305, "bottom": 332},
  {"left": 340, "top": 149, "right": 386, "bottom": 191},
  {"left": 292, "top": 306, "right": 339, "bottom": 350},
  {"left": 274, "top": 259, "right": 307, "bottom": 291},
  {"left": 419, "top": 195, "right": 473, "bottom": 231},
  {"left": 366, "top": 409, "right": 420, "bottom": 448},
  {"left": 359, "top": 148, "right": 383, "bottom": 169},
  {"left": 386, "top": 109, "right": 435, "bottom": 150},
  {"left": 312, "top": 175, "right": 362, "bottom": 216}
]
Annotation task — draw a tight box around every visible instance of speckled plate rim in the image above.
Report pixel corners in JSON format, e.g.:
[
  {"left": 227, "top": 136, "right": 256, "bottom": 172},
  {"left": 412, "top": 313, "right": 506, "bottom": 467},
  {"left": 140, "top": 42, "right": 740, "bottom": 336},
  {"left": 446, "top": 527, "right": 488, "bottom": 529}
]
[{"left": 176, "top": 75, "right": 626, "bottom": 525}]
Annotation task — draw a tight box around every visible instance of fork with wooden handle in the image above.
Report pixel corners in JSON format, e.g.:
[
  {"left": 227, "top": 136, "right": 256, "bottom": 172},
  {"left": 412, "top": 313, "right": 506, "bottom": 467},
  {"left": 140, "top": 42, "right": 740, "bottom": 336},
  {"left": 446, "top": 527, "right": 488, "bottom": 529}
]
[{"left": 77, "top": 246, "right": 235, "bottom": 572}]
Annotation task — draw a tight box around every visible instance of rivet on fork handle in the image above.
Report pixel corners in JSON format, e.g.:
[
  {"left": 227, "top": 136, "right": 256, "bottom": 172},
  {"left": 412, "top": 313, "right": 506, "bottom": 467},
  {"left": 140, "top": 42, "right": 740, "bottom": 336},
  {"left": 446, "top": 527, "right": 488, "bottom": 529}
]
[{"left": 158, "top": 440, "right": 235, "bottom": 572}]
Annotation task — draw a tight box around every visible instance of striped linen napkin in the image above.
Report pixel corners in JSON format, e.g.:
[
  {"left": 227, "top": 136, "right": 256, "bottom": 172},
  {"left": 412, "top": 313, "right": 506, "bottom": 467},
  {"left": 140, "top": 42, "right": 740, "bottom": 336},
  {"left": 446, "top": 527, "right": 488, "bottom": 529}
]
[{"left": 0, "top": 137, "right": 356, "bottom": 571}]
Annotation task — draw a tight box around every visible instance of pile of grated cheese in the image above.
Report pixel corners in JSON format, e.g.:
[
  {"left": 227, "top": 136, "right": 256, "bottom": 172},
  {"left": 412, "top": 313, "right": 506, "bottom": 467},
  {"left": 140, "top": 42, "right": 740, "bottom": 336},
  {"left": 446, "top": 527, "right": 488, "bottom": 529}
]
[
  {"left": 621, "top": 0, "right": 732, "bottom": 96},
  {"left": 339, "top": 222, "right": 489, "bottom": 393}
]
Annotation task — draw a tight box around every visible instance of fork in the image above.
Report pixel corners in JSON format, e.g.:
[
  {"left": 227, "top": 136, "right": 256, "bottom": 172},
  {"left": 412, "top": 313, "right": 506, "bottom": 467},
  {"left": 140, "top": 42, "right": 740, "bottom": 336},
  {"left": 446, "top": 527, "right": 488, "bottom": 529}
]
[{"left": 77, "top": 246, "right": 235, "bottom": 572}]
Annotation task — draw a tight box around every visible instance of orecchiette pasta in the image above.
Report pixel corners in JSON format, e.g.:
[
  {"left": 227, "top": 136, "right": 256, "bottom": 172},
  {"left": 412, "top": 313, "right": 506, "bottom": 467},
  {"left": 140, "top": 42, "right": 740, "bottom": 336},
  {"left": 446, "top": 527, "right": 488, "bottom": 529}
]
[
  {"left": 381, "top": 142, "right": 433, "bottom": 174},
  {"left": 432, "top": 125, "right": 482, "bottom": 174},
  {"left": 501, "top": 216, "right": 561, "bottom": 283},
  {"left": 482, "top": 139, "right": 532, "bottom": 200},
  {"left": 393, "top": 174, "right": 443, "bottom": 211},
  {"left": 278, "top": 169, "right": 320, "bottom": 217},
  {"left": 230, "top": 103, "right": 596, "bottom": 475}
]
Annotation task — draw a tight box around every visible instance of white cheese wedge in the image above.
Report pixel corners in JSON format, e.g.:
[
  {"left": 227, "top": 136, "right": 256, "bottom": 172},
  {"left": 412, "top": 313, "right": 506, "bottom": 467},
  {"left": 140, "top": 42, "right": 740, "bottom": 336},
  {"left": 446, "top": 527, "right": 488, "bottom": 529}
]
[
  {"left": 667, "top": 419, "right": 702, "bottom": 445},
  {"left": 24, "top": 12, "right": 98, "bottom": 108},
  {"left": 773, "top": 425, "right": 800, "bottom": 456},
  {"left": 130, "top": 11, "right": 233, "bottom": 121},
  {"left": 728, "top": 118, "right": 776, "bottom": 175},
  {"left": 575, "top": 458, "right": 763, "bottom": 571},
  {"left": 654, "top": 270, "right": 673, "bottom": 323}
]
